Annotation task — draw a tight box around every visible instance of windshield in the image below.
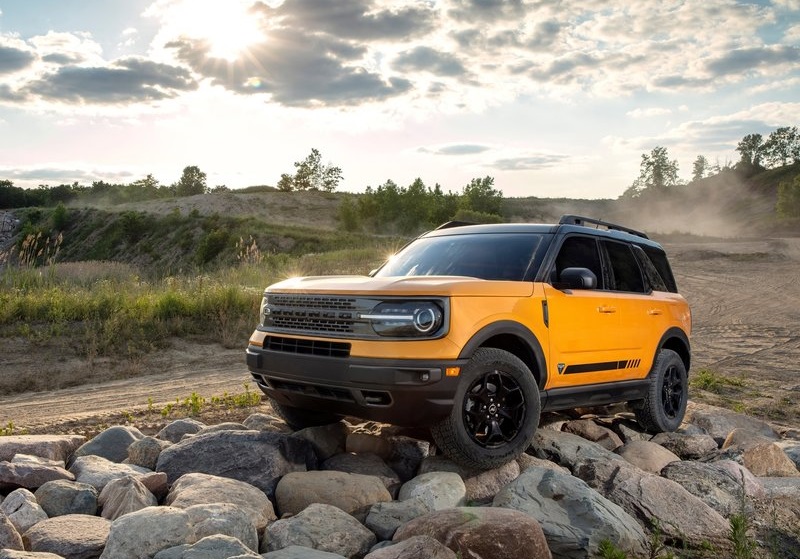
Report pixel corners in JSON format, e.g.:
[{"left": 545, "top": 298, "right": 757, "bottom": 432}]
[{"left": 375, "top": 233, "right": 546, "bottom": 281}]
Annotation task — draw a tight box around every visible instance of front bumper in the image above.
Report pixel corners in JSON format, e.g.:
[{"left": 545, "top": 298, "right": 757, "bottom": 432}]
[{"left": 246, "top": 344, "right": 467, "bottom": 427}]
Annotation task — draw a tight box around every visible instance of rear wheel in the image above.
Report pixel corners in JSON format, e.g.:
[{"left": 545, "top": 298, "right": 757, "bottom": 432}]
[
  {"left": 268, "top": 399, "right": 342, "bottom": 430},
  {"left": 634, "top": 349, "right": 688, "bottom": 433},
  {"left": 431, "top": 347, "right": 541, "bottom": 470}
]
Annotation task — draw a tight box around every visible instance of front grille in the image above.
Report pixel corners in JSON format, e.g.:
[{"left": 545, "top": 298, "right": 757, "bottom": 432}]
[
  {"left": 270, "top": 295, "right": 357, "bottom": 310},
  {"left": 263, "top": 335, "right": 350, "bottom": 358},
  {"left": 265, "top": 294, "right": 369, "bottom": 337},
  {"left": 271, "top": 314, "right": 353, "bottom": 334}
]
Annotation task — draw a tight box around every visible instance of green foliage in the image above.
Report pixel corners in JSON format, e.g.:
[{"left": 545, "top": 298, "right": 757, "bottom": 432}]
[
  {"left": 452, "top": 209, "right": 503, "bottom": 224},
  {"left": 736, "top": 133, "right": 765, "bottom": 168},
  {"left": 120, "top": 211, "right": 149, "bottom": 243},
  {"left": 776, "top": 174, "right": 800, "bottom": 218},
  {"left": 763, "top": 126, "right": 800, "bottom": 168},
  {"left": 460, "top": 176, "right": 503, "bottom": 215},
  {"left": 691, "top": 155, "right": 709, "bottom": 182},
  {"left": 729, "top": 474, "right": 757, "bottom": 559},
  {"left": 175, "top": 165, "right": 207, "bottom": 196},
  {"left": 52, "top": 202, "right": 69, "bottom": 230},
  {"left": 597, "top": 540, "right": 628, "bottom": 559},
  {"left": 279, "top": 148, "right": 343, "bottom": 192},
  {"left": 690, "top": 368, "right": 747, "bottom": 393},
  {"left": 626, "top": 146, "right": 681, "bottom": 198},
  {"left": 195, "top": 229, "right": 231, "bottom": 265}
]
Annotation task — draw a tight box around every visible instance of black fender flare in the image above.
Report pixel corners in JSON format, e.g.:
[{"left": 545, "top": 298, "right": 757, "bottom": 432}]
[
  {"left": 457, "top": 320, "right": 548, "bottom": 390},
  {"left": 654, "top": 327, "right": 691, "bottom": 373}
]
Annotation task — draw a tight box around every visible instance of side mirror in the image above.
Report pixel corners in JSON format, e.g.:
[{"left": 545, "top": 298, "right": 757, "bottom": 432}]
[{"left": 557, "top": 267, "right": 597, "bottom": 290}]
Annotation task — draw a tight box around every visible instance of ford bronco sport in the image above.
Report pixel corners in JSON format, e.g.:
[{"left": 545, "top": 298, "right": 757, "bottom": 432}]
[{"left": 246, "top": 215, "right": 691, "bottom": 469}]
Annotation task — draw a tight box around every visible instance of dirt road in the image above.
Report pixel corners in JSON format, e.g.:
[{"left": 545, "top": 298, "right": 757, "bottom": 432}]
[{"left": 2, "top": 236, "right": 799, "bottom": 431}]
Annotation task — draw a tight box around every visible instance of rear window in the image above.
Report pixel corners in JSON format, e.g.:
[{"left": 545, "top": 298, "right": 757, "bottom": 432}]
[{"left": 375, "top": 233, "right": 546, "bottom": 281}]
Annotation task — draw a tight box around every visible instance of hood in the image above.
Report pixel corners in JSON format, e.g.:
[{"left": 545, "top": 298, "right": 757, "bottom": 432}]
[{"left": 266, "top": 275, "right": 534, "bottom": 297}]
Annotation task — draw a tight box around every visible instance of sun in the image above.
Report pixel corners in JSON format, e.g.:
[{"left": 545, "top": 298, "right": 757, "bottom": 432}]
[{"left": 181, "top": 1, "right": 265, "bottom": 61}]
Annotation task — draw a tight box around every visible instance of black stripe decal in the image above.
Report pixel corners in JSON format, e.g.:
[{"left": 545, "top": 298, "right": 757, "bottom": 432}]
[{"left": 563, "top": 359, "right": 638, "bottom": 375}]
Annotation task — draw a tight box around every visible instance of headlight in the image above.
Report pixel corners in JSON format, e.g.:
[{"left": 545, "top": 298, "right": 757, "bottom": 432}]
[
  {"left": 259, "top": 296, "right": 269, "bottom": 326},
  {"left": 361, "top": 301, "right": 444, "bottom": 337}
]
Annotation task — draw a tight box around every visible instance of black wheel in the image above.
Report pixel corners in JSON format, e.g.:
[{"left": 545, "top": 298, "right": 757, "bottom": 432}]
[
  {"left": 634, "top": 349, "right": 688, "bottom": 433},
  {"left": 430, "top": 347, "right": 541, "bottom": 470},
  {"left": 268, "top": 399, "right": 342, "bottom": 430}
]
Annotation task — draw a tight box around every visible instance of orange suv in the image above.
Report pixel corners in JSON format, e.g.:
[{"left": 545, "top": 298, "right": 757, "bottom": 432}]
[{"left": 246, "top": 216, "right": 691, "bottom": 469}]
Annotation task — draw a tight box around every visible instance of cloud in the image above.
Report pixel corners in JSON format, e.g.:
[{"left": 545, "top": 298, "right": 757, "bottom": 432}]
[
  {"left": 22, "top": 57, "right": 198, "bottom": 104},
  {"left": 393, "top": 46, "right": 467, "bottom": 77},
  {"left": 705, "top": 45, "right": 800, "bottom": 76},
  {"left": 627, "top": 107, "right": 672, "bottom": 119},
  {"left": 489, "top": 153, "right": 570, "bottom": 171},
  {"left": 420, "top": 143, "right": 492, "bottom": 155},
  {"left": 0, "top": 42, "right": 36, "bottom": 74},
  {"left": 0, "top": 165, "right": 136, "bottom": 184}
]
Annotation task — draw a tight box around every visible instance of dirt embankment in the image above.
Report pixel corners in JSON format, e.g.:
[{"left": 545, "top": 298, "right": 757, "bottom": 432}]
[{"left": 1, "top": 236, "right": 799, "bottom": 433}]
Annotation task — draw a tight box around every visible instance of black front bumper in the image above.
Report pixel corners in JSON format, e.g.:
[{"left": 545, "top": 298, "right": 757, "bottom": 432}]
[{"left": 246, "top": 345, "right": 467, "bottom": 427}]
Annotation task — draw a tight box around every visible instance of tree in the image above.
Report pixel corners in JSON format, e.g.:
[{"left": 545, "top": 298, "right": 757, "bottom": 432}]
[
  {"left": 628, "top": 146, "right": 680, "bottom": 197},
  {"left": 284, "top": 149, "right": 344, "bottom": 192},
  {"left": 175, "top": 166, "right": 207, "bottom": 197},
  {"left": 460, "top": 176, "right": 503, "bottom": 215},
  {"left": 736, "top": 133, "right": 765, "bottom": 167},
  {"left": 777, "top": 174, "right": 800, "bottom": 218},
  {"left": 691, "top": 155, "right": 709, "bottom": 182},
  {"left": 763, "top": 126, "right": 800, "bottom": 168}
]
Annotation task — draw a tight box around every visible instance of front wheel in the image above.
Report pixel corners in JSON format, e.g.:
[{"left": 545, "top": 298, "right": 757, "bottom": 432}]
[
  {"left": 633, "top": 349, "right": 688, "bottom": 433},
  {"left": 431, "top": 348, "right": 541, "bottom": 470}
]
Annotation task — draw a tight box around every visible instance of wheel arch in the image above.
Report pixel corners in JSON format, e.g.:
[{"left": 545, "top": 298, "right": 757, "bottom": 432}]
[
  {"left": 457, "top": 320, "right": 547, "bottom": 389},
  {"left": 656, "top": 327, "right": 691, "bottom": 373}
]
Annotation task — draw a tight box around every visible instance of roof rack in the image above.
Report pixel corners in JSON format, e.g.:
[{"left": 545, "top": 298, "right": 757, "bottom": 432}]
[
  {"left": 434, "top": 220, "right": 475, "bottom": 230},
  {"left": 559, "top": 215, "right": 648, "bottom": 239}
]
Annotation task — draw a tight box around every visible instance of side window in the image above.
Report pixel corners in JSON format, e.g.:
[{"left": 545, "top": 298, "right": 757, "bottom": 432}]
[
  {"left": 553, "top": 236, "right": 603, "bottom": 288},
  {"left": 632, "top": 245, "right": 668, "bottom": 292},
  {"left": 640, "top": 245, "right": 678, "bottom": 293},
  {"left": 603, "top": 241, "right": 645, "bottom": 293}
]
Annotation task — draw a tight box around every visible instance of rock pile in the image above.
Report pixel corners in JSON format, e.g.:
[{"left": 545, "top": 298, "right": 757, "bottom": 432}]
[{"left": 0, "top": 401, "right": 798, "bottom": 559}]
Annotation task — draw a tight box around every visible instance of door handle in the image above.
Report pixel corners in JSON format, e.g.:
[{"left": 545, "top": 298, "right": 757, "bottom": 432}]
[
  {"left": 647, "top": 309, "right": 663, "bottom": 316},
  {"left": 597, "top": 306, "right": 617, "bottom": 314}
]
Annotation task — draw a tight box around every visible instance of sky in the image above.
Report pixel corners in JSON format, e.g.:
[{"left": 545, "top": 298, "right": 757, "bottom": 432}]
[{"left": 0, "top": 0, "right": 798, "bottom": 199}]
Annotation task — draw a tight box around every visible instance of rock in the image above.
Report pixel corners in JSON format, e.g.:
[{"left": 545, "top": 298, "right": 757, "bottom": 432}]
[
  {"left": 154, "top": 534, "right": 258, "bottom": 559},
  {"left": 516, "top": 453, "right": 570, "bottom": 475},
  {"left": 11, "top": 455, "right": 65, "bottom": 468},
  {"left": 660, "top": 461, "right": 753, "bottom": 516},
  {"left": 1, "top": 489, "right": 48, "bottom": 534},
  {"left": 69, "top": 455, "right": 150, "bottom": 491},
  {"left": 156, "top": 419, "right": 207, "bottom": 443},
  {"left": 649, "top": 431, "right": 719, "bottom": 460},
  {"left": 165, "top": 472, "right": 276, "bottom": 534},
  {"left": 22, "top": 514, "right": 110, "bottom": 559},
  {"left": 73, "top": 426, "right": 144, "bottom": 464},
  {"left": 242, "top": 413, "right": 290, "bottom": 433},
  {"left": 100, "top": 506, "right": 191, "bottom": 559},
  {"left": 0, "top": 513, "right": 23, "bottom": 551},
  {"left": 529, "top": 429, "right": 626, "bottom": 473},
  {"left": 0, "top": 461, "right": 75, "bottom": 491},
  {"left": 777, "top": 440, "right": 800, "bottom": 468},
  {"left": 0, "top": 435, "right": 86, "bottom": 464},
  {"left": 139, "top": 471, "right": 170, "bottom": 501},
  {"left": 156, "top": 430, "right": 315, "bottom": 499},
  {"left": 740, "top": 443, "right": 800, "bottom": 477},
  {"left": 98, "top": 475, "right": 158, "bottom": 520},
  {"left": 759, "top": 476, "right": 800, "bottom": 499},
  {"left": 261, "top": 546, "right": 347, "bottom": 559},
  {"left": 562, "top": 419, "right": 623, "bottom": 450},
  {"left": 34, "top": 480, "right": 98, "bottom": 517},
  {"left": 398, "top": 472, "right": 466, "bottom": 511},
  {"left": 323, "top": 453, "right": 402, "bottom": 496},
  {"left": 194, "top": 423, "right": 249, "bottom": 437},
  {"left": 394, "top": 507, "right": 551, "bottom": 559},
  {"left": 263, "top": 503, "right": 376, "bottom": 558},
  {"left": 385, "top": 436, "right": 432, "bottom": 483},
  {"left": 346, "top": 433, "right": 392, "bottom": 460},
  {"left": 576, "top": 459, "right": 729, "bottom": 546},
  {"left": 609, "top": 419, "right": 651, "bottom": 444},
  {"left": 127, "top": 437, "right": 171, "bottom": 470},
  {"left": 493, "top": 466, "right": 645, "bottom": 558},
  {"left": 185, "top": 503, "right": 258, "bottom": 552},
  {"left": 685, "top": 401, "right": 778, "bottom": 445},
  {"left": 294, "top": 423, "right": 350, "bottom": 462},
  {"left": 708, "top": 460, "right": 766, "bottom": 499},
  {"left": 417, "top": 457, "right": 520, "bottom": 504},
  {"left": 365, "top": 497, "right": 432, "bottom": 541},
  {"left": 364, "top": 535, "right": 457, "bottom": 559},
  {"left": 275, "top": 470, "right": 391, "bottom": 517},
  {"left": 615, "top": 440, "right": 681, "bottom": 474},
  {"left": 721, "top": 428, "right": 775, "bottom": 450},
  {"left": 0, "top": 551, "right": 66, "bottom": 559}
]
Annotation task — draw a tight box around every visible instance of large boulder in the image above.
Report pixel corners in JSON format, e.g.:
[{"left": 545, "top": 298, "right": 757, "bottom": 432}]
[
  {"left": 156, "top": 431, "right": 315, "bottom": 499},
  {"left": 323, "top": 453, "right": 401, "bottom": 497},
  {"left": 364, "top": 535, "right": 457, "bottom": 559},
  {"left": 34, "top": 480, "right": 98, "bottom": 517},
  {"left": 293, "top": 423, "right": 350, "bottom": 462},
  {"left": 156, "top": 419, "right": 206, "bottom": 443},
  {"left": 0, "top": 435, "right": 85, "bottom": 463},
  {"left": 660, "top": 461, "right": 754, "bottom": 516},
  {"left": 263, "top": 503, "right": 376, "bottom": 558},
  {"left": 165, "top": 472, "right": 276, "bottom": 534},
  {"left": 275, "top": 470, "right": 391, "bottom": 517},
  {"left": 98, "top": 475, "right": 158, "bottom": 520},
  {"left": 529, "top": 430, "right": 626, "bottom": 473},
  {"left": 385, "top": 436, "right": 432, "bottom": 482},
  {"left": 261, "top": 546, "right": 346, "bottom": 559},
  {"left": 397, "top": 472, "right": 466, "bottom": 511},
  {"left": 153, "top": 534, "right": 259, "bottom": 559},
  {"left": 0, "top": 488, "right": 48, "bottom": 534},
  {"left": 185, "top": 503, "right": 259, "bottom": 553},
  {"left": 417, "top": 457, "right": 520, "bottom": 504},
  {"left": 73, "top": 426, "right": 144, "bottom": 464},
  {"left": 393, "top": 507, "right": 551, "bottom": 559},
  {"left": 615, "top": 440, "right": 681, "bottom": 474},
  {"left": 649, "top": 432, "right": 719, "bottom": 460},
  {"left": 69, "top": 455, "right": 150, "bottom": 492},
  {"left": 0, "top": 461, "right": 75, "bottom": 491},
  {"left": 493, "top": 466, "right": 646, "bottom": 558},
  {"left": 127, "top": 437, "right": 171, "bottom": 471},
  {"left": 100, "top": 506, "right": 192, "bottom": 559},
  {"left": 685, "top": 401, "right": 778, "bottom": 445},
  {"left": 0, "top": 513, "right": 23, "bottom": 551},
  {"left": 22, "top": 514, "right": 110, "bottom": 559},
  {"left": 562, "top": 419, "right": 623, "bottom": 450},
  {"left": 365, "top": 497, "right": 433, "bottom": 541},
  {"left": 576, "top": 459, "right": 729, "bottom": 546}
]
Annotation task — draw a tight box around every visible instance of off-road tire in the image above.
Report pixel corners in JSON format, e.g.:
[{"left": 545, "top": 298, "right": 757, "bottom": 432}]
[
  {"left": 430, "top": 347, "right": 541, "bottom": 470},
  {"left": 634, "top": 349, "right": 688, "bottom": 433},
  {"left": 269, "top": 399, "right": 342, "bottom": 430}
]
